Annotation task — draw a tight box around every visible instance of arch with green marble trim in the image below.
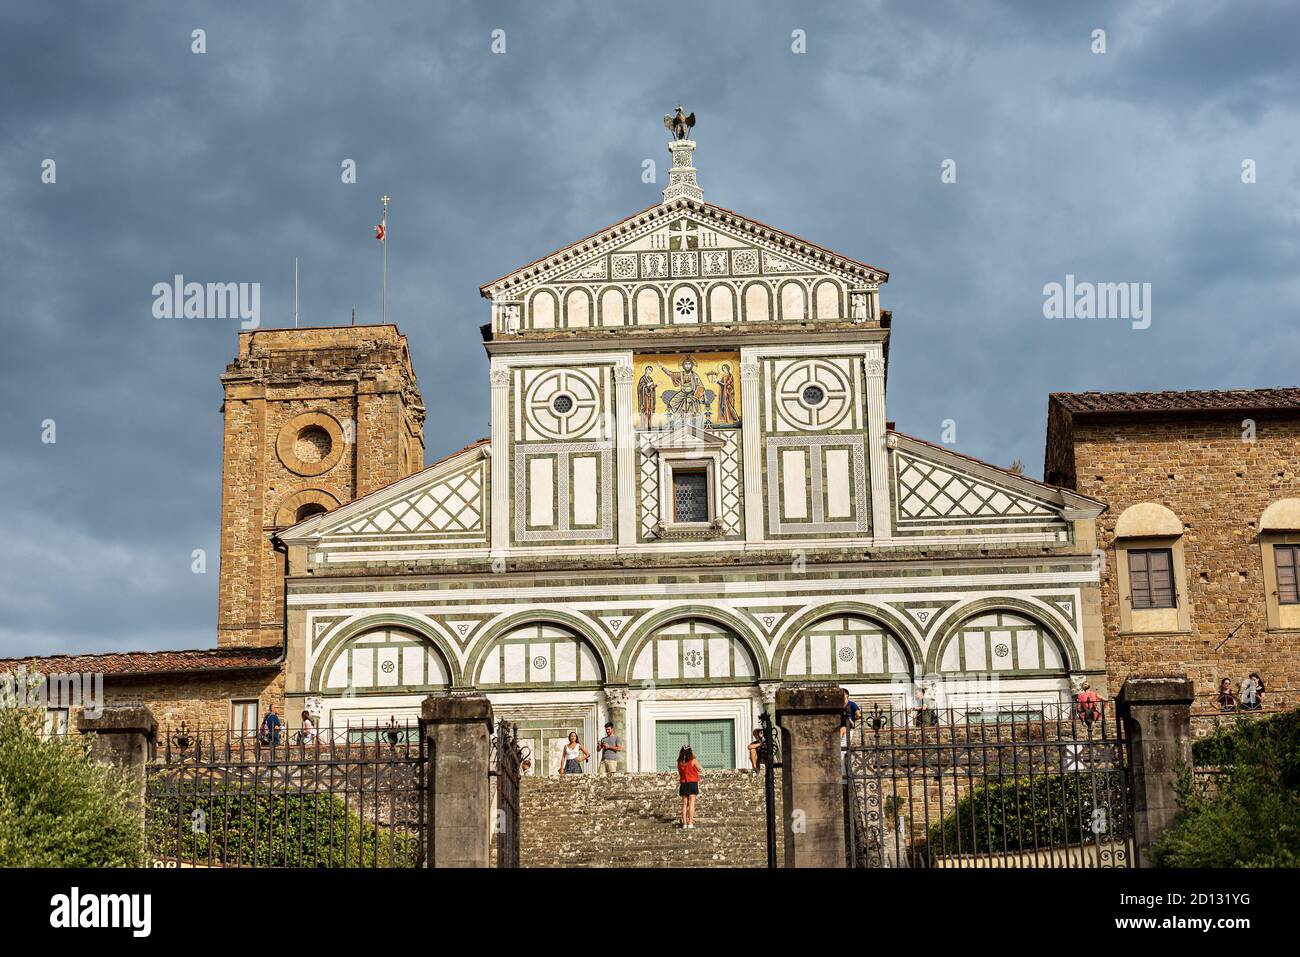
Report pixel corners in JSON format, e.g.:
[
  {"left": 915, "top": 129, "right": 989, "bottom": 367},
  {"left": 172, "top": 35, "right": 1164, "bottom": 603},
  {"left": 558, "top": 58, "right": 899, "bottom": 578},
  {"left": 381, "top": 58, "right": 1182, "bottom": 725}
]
[
  {"left": 616, "top": 604, "right": 769, "bottom": 683},
  {"left": 924, "top": 598, "right": 1079, "bottom": 675},
  {"left": 465, "top": 608, "right": 612, "bottom": 688},
  {"left": 773, "top": 602, "right": 922, "bottom": 681},
  {"left": 308, "top": 613, "right": 462, "bottom": 692}
]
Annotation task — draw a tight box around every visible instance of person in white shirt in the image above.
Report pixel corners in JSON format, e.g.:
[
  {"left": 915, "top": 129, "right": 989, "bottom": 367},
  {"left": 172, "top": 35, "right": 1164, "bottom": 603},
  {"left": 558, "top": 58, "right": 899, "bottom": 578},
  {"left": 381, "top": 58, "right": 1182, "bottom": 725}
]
[{"left": 559, "top": 731, "right": 589, "bottom": 775}]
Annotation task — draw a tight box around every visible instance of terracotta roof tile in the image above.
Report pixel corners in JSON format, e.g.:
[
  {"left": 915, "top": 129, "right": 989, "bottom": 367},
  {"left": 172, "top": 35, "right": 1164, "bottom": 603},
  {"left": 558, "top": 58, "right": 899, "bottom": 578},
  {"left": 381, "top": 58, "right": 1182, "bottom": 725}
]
[
  {"left": 427, "top": 437, "right": 489, "bottom": 469},
  {"left": 1051, "top": 389, "right": 1300, "bottom": 416},
  {"left": 0, "top": 646, "right": 282, "bottom": 677}
]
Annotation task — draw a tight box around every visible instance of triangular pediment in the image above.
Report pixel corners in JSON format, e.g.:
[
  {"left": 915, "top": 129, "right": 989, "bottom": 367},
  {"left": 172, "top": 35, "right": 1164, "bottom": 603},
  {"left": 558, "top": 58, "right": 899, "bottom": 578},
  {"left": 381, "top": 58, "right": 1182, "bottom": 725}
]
[
  {"left": 642, "top": 421, "right": 728, "bottom": 451},
  {"left": 280, "top": 440, "right": 491, "bottom": 545},
  {"left": 889, "top": 433, "right": 1103, "bottom": 532},
  {"left": 480, "top": 199, "right": 887, "bottom": 302}
]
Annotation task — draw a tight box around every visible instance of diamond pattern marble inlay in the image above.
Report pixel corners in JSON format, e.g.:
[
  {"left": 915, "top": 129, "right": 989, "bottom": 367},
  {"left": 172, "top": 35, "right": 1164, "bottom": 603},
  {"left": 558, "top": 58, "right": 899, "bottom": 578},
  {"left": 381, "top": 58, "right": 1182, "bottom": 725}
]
[
  {"left": 897, "top": 455, "right": 1053, "bottom": 521},
  {"left": 339, "top": 464, "right": 484, "bottom": 534}
]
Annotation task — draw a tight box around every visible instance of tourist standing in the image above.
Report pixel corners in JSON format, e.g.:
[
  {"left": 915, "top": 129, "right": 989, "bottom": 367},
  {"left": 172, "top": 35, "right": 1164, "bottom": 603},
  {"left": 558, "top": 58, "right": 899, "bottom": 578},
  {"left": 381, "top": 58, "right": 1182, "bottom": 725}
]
[
  {"left": 297, "top": 710, "right": 317, "bottom": 745},
  {"left": 1240, "top": 672, "right": 1264, "bottom": 710},
  {"left": 559, "top": 731, "right": 589, "bottom": 776},
  {"left": 597, "top": 722, "right": 622, "bottom": 775},
  {"left": 259, "top": 703, "right": 282, "bottom": 745},
  {"left": 1215, "top": 678, "right": 1237, "bottom": 712},
  {"left": 677, "top": 745, "right": 701, "bottom": 828}
]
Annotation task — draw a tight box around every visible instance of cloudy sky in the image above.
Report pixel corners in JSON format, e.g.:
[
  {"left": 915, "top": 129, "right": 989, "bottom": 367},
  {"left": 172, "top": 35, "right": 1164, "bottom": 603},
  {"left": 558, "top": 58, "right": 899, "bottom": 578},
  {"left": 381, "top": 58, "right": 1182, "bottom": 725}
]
[{"left": 2, "top": 0, "right": 1297, "bottom": 657}]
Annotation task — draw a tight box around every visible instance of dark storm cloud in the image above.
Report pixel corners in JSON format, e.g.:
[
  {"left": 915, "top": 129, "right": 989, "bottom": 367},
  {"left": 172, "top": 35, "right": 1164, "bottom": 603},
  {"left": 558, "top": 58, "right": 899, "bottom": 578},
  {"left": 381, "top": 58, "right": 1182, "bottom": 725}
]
[{"left": 1, "top": 0, "right": 1297, "bottom": 656}]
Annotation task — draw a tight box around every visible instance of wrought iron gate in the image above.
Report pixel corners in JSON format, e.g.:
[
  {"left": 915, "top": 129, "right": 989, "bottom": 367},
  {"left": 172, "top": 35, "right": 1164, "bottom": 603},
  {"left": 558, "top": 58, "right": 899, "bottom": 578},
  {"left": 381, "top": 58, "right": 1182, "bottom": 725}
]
[
  {"left": 758, "top": 710, "right": 782, "bottom": 868},
  {"left": 844, "top": 702, "right": 1135, "bottom": 868},
  {"left": 146, "top": 720, "right": 427, "bottom": 868},
  {"left": 491, "top": 720, "right": 523, "bottom": 868}
]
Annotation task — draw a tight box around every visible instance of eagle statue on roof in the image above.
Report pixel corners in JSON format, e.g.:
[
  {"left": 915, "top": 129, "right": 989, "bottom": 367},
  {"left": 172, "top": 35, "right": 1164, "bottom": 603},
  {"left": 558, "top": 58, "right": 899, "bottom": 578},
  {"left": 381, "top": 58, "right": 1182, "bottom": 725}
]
[{"left": 664, "top": 105, "right": 696, "bottom": 141}]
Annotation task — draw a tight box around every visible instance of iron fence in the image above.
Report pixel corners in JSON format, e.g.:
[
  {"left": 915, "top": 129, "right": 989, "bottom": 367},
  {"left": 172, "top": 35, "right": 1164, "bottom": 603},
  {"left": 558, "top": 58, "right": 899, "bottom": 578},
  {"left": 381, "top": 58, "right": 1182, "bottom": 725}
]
[
  {"left": 757, "top": 710, "right": 782, "bottom": 868},
  {"left": 491, "top": 720, "right": 523, "bottom": 868},
  {"left": 146, "top": 719, "right": 427, "bottom": 868},
  {"left": 844, "top": 702, "right": 1134, "bottom": 868}
]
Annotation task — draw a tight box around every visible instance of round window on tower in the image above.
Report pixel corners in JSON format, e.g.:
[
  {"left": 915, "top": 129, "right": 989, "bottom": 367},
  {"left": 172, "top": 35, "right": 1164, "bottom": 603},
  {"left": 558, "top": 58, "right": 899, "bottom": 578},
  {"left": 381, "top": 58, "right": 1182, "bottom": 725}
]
[
  {"left": 276, "top": 411, "right": 346, "bottom": 476},
  {"left": 552, "top": 394, "right": 575, "bottom": 415},
  {"left": 294, "top": 425, "right": 332, "bottom": 464}
]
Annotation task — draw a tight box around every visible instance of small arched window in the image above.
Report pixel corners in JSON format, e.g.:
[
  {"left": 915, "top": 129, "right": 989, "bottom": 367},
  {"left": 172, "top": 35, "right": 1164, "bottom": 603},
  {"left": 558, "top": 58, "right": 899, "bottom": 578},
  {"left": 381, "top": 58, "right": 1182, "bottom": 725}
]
[{"left": 295, "top": 502, "right": 328, "bottom": 523}]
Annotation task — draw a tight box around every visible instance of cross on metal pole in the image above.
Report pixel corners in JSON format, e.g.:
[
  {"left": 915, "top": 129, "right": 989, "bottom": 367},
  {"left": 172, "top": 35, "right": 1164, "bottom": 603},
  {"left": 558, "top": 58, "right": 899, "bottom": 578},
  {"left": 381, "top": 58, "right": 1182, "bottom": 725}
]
[{"left": 380, "top": 194, "right": 390, "bottom": 324}]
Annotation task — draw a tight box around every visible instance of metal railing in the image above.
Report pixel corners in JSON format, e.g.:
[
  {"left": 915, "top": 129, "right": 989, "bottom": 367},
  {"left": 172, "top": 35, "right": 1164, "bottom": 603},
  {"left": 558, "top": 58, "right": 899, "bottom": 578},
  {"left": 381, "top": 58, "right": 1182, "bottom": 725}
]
[
  {"left": 844, "top": 703, "right": 1134, "bottom": 868},
  {"left": 146, "top": 720, "right": 427, "bottom": 868},
  {"left": 491, "top": 720, "right": 523, "bottom": 868}
]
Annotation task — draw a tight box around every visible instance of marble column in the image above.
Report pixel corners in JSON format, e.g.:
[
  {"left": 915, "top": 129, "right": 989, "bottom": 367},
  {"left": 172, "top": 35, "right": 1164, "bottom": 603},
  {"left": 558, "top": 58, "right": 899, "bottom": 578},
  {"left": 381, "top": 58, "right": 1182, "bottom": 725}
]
[
  {"left": 863, "top": 349, "right": 891, "bottom": 541},
  {"left": 739, "top": 355, "right": 763, "bottom": 544},
  {"left": 613, "top": 363, "right": 636, "bottom": 549},
  {"left": 489, "top": 365, "right": 510, "bottom": 556},
  {"left": 603, "top": 684, "right": 630, "bottom": 772}
]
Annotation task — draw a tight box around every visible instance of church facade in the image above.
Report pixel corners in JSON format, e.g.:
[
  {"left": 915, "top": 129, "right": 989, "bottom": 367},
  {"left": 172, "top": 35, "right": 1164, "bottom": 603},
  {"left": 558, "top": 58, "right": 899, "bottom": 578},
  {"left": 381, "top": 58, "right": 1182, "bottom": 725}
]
[{"left": 273, "top": 121, "right": 1108, "bottom": 774}]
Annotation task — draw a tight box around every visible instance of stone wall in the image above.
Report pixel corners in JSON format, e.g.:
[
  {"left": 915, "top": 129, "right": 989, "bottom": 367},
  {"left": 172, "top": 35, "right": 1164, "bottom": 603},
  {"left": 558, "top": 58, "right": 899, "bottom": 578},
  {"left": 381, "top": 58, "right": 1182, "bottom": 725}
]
[
  {"left": 218, "top": 326, "right": 425, "bottom": 648},
  {"left": 85, "top": 669, "right": 284, "bottom": 731},
  {"left": 1052, "top": 410, "right": 1300, "bottom": 708}
]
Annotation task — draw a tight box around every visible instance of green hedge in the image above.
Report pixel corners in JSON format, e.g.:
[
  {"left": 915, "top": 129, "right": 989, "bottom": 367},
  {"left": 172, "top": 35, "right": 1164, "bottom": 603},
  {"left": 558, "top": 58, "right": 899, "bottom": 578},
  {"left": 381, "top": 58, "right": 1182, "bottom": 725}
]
[
  {"left": 926, "top": 773, "right": 1128, "bottom": 855},
  {"left": 148, "top": 786, "right": 420, "bottom": 867},
  {"left": 0, "top": 709, "right": 145, "bottom": 867},
  {"left": 1153, "top": 708, "right": 1300, "bottom": 868}
]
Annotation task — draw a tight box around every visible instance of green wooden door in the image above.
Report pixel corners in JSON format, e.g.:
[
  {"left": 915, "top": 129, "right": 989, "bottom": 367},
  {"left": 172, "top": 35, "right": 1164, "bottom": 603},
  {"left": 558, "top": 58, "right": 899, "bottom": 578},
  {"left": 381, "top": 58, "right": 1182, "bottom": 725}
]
[{"left": 655, "top": 719, "right": 735, "bottom": 770}]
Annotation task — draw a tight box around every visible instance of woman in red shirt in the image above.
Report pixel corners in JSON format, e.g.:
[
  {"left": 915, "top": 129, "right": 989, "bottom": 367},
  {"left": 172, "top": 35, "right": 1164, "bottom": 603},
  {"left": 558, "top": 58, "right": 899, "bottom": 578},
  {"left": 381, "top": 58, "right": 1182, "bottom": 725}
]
[{"left": 677, "top": 745, "right": 701, "bottom": 829}]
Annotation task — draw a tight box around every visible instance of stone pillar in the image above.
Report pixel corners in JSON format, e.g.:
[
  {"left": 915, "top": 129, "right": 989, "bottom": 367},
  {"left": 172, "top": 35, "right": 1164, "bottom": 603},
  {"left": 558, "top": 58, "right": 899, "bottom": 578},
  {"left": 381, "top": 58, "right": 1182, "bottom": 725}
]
[
  {"left": 776, "top": 684, "right": 848, "bottom": 868},
  {"left": 1116, "top": 676, "right": 1194, "bottom": 867},
  {"left": 422, "top": 695, "right": 494, "bottom": 868},
  {"left": 613, "top": 363, "right": 637, "bottom": 549},
  {"left": 863, "top": 349, "right": 891, "bottom": 542},
  {"left": 603, "top": 685, "right": 629, "bottom": 772},
  {"left": 488, "top": 365, "right": 511, "bottom": 557},
  {"left": 77, "top": 704, "right": 157, "bottom": 821},
  {"left": 739, "top": 355, "right": 763, "bottom": 545}
]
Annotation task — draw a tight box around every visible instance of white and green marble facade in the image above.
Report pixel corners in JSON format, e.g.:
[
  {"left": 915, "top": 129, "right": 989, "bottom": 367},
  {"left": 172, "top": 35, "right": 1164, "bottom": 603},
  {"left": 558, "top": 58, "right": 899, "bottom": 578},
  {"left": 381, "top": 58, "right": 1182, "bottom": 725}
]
[{"left": 279, "top": 135, "right": 1105, "bottom": 773}]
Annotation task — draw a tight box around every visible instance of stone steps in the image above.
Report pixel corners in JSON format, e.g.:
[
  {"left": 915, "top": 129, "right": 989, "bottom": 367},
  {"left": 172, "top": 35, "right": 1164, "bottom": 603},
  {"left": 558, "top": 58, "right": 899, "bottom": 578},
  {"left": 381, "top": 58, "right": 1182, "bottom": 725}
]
[{"left": 519, "top": 769, "right": 782, "bottom": 868}]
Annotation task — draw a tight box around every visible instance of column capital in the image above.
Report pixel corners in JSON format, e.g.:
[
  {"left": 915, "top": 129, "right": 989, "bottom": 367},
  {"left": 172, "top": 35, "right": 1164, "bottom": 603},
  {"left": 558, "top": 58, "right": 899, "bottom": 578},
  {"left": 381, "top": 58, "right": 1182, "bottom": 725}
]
[{"left": 603, "top": 684, "right": 630, "bottom": 708}]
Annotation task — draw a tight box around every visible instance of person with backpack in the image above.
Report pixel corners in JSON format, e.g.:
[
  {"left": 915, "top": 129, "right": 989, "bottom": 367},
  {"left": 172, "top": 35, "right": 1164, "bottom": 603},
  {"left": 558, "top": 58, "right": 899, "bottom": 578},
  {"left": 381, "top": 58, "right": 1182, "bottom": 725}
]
[
  {"left": 1075, "top": 681, "right": 1102, "bottom": 726},
  {"left": 259, "top": 703, "right": 283, "bottom": 745}
]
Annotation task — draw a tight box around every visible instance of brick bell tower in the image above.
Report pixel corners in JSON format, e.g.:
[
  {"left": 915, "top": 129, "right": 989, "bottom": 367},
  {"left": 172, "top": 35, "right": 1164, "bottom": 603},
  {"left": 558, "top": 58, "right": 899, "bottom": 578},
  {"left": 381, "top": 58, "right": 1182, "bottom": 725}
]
[{"left": 217, "top": 325, "right": 426, "bottom": 648}]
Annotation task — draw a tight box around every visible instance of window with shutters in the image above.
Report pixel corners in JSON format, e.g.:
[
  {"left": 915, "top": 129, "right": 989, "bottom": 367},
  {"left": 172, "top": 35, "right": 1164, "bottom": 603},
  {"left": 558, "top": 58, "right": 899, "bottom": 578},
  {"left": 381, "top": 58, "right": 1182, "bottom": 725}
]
[
  {"left": 231, "top": 699, "right": 259, "bottom": 737},
  {"left": 1276, "top": 545, "right": 1300, "bottom": 605},
  {"left": 672, "top": 469, "right": 710, "bottom": 523},
  {"left": 1128, "top": 548, "right": 1176, "bottom": 609}
]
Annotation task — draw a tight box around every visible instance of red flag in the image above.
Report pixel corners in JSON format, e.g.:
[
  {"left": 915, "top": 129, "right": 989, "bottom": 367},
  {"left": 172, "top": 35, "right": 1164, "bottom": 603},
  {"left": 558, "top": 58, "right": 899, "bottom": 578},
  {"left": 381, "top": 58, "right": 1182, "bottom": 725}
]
[{"left": 375, "top": 220, "right": 386, "bottom": 242}]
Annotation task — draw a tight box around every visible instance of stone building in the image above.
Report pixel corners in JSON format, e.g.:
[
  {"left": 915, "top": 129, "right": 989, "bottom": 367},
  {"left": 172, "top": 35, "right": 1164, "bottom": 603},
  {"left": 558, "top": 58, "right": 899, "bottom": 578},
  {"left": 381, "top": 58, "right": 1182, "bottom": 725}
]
[
  {"left": 217, "top": 325, "right": 427, "bottom": 650},
  {"left": 272, "top": 122, "right": 1107, "bottom": 773},
  {"left": 1044, "top": 389, "right": 1300, "bottom": 716},
  {"left": 3, "top": 118, "right": 1115, "bottom": 762},
  {"left": 0, "top": 327, "right": 425, "bottom": 731}
]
